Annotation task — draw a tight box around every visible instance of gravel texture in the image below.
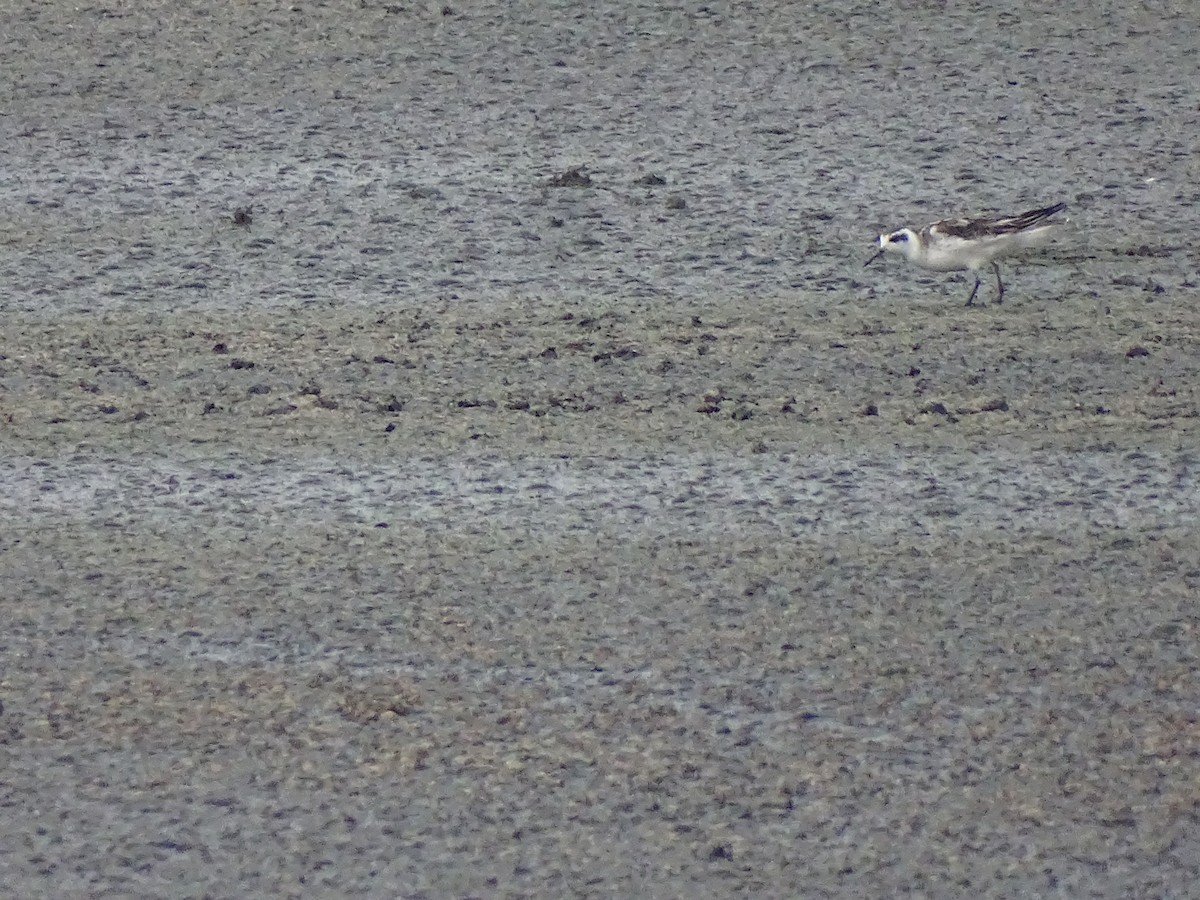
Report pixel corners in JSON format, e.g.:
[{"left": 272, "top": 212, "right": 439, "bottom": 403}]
[{"left": 2, "top": 1, "right": 1200, "bottom": 897}]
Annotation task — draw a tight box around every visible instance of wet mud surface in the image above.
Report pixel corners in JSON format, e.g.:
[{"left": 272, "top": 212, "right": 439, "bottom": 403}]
[{"left": 3, "top": 1, "right": 1200, "bottom": 896}]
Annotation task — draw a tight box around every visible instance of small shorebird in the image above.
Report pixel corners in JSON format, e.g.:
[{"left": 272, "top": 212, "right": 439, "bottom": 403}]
[{"left": 864, "top": 202, "right": 1067, "bottom": 305}]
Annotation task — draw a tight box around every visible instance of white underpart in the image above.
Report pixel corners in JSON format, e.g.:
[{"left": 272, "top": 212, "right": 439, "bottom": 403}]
[{"left": 891, "top": 224, "right": 1058, "bottom": 273}]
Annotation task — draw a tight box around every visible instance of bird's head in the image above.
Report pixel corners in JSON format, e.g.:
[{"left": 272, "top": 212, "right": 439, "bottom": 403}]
[{"left": 864, "top": 228, "right": 919, "bottom": 267}]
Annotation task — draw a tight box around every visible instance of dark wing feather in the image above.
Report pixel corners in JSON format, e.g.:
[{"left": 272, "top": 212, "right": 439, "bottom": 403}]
[
  {"left": 933, "top": 217, "right": 997, "bottom": 239},
  {"left": 935, "top": 202, "right": 1067, "bottom": 239}
]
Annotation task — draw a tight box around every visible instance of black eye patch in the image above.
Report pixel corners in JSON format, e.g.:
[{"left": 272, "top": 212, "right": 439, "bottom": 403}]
[{"left": 889, "top": 232, "right": 909, "bottom": 243}]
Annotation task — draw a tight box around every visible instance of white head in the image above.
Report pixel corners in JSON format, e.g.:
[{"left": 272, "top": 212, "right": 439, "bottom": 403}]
[{"left": 864, "top": 228, "right": 920, "bottom": 267}]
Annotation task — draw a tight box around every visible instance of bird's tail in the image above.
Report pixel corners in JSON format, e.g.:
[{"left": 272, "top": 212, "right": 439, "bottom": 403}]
[{"left": 999, "top": 202, "right": 1068, "bottom": 233}]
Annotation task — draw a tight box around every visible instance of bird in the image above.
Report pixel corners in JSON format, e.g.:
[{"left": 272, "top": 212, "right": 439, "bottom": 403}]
[{"left": 864, "top": 202, "right": 1068, "bottom": 305}]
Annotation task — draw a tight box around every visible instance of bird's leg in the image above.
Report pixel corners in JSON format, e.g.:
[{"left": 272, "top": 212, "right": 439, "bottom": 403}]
[
  {"left": 965, "top": 272, "right": 982, "bottom": 306},
  {"left": 992, "top": 262, "right": 1005, "bottom": 304}
]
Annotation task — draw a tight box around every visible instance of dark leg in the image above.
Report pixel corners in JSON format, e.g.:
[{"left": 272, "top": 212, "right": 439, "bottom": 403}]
[
  {"left": 965, "top": 272, "right": 981, "bottom": 306},
  {"left": 992, "top": 262, "right": 1005, "bottom": 304}
]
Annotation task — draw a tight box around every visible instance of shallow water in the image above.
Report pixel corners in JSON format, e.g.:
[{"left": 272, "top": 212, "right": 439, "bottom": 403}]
[{"left": 6, "top": 445, "right": 1199, "bottom": 540}]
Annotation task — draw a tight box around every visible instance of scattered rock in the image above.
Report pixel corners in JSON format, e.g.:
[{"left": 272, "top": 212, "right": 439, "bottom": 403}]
[
  {"left": 1122, "top": 245, "right": 1176, "bottom": 258},
  {"left": 1112, "top": 274, "right": 1163, "bottom": 292},
  {"left": 547, "top": 167, "right": 592, "bottom": 188},
  {"left": 339, "top": 683, "right": 422, "bottom": 723}
]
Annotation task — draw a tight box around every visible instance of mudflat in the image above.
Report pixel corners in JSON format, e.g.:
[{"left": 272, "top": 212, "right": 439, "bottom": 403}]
[{"left": 2, "top": 1, "right": 1199, "bottom": 896}]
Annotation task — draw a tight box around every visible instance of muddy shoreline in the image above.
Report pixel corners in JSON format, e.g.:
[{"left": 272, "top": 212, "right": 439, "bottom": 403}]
[
  {"left": 3, "top": 0, "right": 1200, "bottom": 895},
  {"left": 5, "top": 297, "right": 1200, "bottom": 896}
]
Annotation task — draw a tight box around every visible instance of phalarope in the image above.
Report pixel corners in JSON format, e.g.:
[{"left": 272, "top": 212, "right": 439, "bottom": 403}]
[{"left": 864, "top": 202, "right": 1067, "bottom": 305}]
